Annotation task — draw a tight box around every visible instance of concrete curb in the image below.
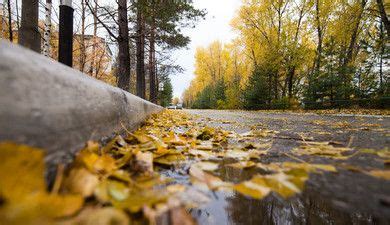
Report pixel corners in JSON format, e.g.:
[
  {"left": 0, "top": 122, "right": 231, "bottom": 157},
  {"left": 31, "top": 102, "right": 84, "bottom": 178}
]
[{"left": 0, "top": 40, "right": 163, "bottom": 166}]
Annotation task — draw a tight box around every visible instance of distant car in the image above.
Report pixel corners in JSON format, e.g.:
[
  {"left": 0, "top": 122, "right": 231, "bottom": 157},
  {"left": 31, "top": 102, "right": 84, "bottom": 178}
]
[
  {"left": 176, "top": 103, "right": 183, "bottom": 109},
  {"left": 167, "top": 104, "right": 176, "bottom": 109}
]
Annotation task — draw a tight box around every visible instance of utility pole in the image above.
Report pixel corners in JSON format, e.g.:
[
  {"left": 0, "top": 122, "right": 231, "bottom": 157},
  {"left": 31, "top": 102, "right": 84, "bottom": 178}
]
[
  {"left": 58, "top": 0, "right": 74, "bottom": 67},
  {"left": 19, "top": 0, "right": 40, "bottom": 52}
]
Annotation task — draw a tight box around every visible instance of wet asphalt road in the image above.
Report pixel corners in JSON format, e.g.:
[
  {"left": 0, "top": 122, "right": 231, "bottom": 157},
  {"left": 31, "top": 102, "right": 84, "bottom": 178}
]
[{"left": 185, "top": 109, "right": 390, "bottom": 225}]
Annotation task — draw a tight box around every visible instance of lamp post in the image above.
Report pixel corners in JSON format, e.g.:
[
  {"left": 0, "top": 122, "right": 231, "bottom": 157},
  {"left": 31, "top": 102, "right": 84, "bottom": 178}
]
[{"left": 58, "top": 0, "right": 74, "bottom": 67}]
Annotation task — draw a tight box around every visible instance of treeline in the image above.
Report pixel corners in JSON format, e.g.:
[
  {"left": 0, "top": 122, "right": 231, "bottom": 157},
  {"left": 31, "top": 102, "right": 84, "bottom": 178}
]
[
  {"left": 183, "top": 0, "right": 389, "bottom": 110},
  {"left": 1, "top": 0, "right": 205, "bottom": 106}
]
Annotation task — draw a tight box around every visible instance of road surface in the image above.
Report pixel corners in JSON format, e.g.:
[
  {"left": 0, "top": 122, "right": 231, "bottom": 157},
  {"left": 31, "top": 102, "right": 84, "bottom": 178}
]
[{"left": 185, "top": 109, "right": 390, "bottom": 225}]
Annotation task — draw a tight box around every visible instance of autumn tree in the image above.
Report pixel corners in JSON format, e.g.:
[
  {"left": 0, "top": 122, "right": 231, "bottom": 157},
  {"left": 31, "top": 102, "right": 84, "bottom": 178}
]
[{"left": 184, "top": 0, "right": 388, "bottom": 110}]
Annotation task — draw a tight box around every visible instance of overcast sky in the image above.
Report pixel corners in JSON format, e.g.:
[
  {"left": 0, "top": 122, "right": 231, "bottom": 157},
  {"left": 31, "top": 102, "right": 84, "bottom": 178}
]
[{"left": 171, "top": 0, "right": 242, "bottom": 99}]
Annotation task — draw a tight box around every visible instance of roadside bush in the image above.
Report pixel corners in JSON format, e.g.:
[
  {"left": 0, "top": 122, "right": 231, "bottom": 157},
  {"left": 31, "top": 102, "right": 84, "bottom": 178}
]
[{"left": 270, "top": 97, "right": 290, "bottom": 110}]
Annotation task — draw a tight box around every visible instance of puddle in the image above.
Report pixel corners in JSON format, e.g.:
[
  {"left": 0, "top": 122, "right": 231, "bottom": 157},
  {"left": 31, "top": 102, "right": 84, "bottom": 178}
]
[{"left": 161, "top": 162, "right": 390, "bottom": 225}]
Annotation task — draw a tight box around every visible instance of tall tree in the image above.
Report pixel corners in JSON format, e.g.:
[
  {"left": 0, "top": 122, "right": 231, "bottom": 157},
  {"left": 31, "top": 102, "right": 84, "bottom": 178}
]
[
  {"left": 86, "top": 0, "right": 131, "bottom": 91},
  {"left": 136, "top": 1, "right": 146, "bottom": 98},
  {"left": 15, "top": 0, "right": 19, "bottom": 28},
  {"left": 79, "top": 0, "right": 87, "bottom": 72},
  {"left": 148, "top": 18, "right": 157, "bottom": 103},
  {"left": 117, "top": 0, "right": 130, "bottom": 91},
  {"left": 148, "top": 1, "right": 157, "bottom": 103},
  {"left": 19, "top": 0, "right": 40, "bottom": 52},
  {"left": 89, "top": 0, "right": 98, "bottom": 77},
  {"left": 42, "top": 0, "right": 52, "bottom": 57},
  {"left": 6, "top": 0, "right": 12, "bottom": 41},
  {"left": 376, "top": 0, "right": 390, "bottom": 38},
  {"left": 1, "top": 1, "right": 6, "bottom": 38}
]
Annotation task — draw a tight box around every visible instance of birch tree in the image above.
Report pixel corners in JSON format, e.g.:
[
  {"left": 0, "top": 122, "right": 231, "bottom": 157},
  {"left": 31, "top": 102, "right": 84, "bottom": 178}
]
[{"left": 42, "top": 0, "right": 52, "bottom": 57}]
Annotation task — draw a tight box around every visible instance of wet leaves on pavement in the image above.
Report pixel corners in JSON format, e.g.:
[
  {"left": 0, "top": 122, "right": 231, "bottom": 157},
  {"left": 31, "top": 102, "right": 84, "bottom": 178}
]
[{"left": 0, "top": 110, "right": 388, "bottom": 225}]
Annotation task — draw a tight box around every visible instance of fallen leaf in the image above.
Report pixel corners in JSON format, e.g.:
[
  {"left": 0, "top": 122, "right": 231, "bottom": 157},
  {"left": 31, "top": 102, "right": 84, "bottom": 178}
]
[
  {"left": 234, "top": 172, "right": 307, "bottom": 199},
  {"left": 292, "top": 141, "right": 352, "bottom": 159},
  {"left": 189, "top": 164, "right": 231, "bottom": 190},
  {"left": 367, "top": 170, "right": 390, "bottom": 180},
  {"left": 61, "top": 207, "right": 129, "bottom": 225},
  {"left": 227, "top": 161, "right": 256, "bottom": 169},
  {"left": 64, "top": 168, "right": 99, "bottom": 197},
  {"left": 170, "top": 207, "right": 197, "bottom": 225},
  {"left": 192, "top": 161, "right": 219, "bottom": 171},
  {"left": 0, "top": 142, "right": 46, "bottom": 201}
]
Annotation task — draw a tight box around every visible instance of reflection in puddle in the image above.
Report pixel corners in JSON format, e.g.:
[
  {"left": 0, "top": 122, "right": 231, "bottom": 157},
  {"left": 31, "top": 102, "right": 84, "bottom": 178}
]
[
  {"left": 189, "top": 164, "right": 389, "bottom": 225},
  {"left": 191, "top": 188, "right": 384, "bottom": 225}
]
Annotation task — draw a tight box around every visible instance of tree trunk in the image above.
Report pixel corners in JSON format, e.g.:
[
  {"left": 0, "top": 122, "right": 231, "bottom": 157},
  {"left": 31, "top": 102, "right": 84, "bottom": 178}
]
[
  {"left": 376, "top": 0, "right": 390, "bottom": 39},
  {"left": 345, "top": 1, "right": 366, "bottom": 65},
  {"left": 273, "top": 73, "right": 278, "bottom": 100},
  {"left": 1, "top": 1, "right": 6, "bottom": 38},
  {"left": 7, "top": 0, "right": 12, "bottom": 41},
  {"left": 116, "top": 0, "right": 130, "bottom": 91},
  {"left": 79, "top": 0, "right": 86, "bottom": 73},
  {"left": 341, "top": 0, "right": 366, "bottom": 98},
  {"left": 19, "top": 0, "right": 40, "bottom": 52},
  {"left": 42, "top": 0, "right": 52, "bottom": 57},
  {"left": 90, "top": 0, "right": 98, "bottom": 77},
  {"left": 379, "top": 22, "right": 384, "bottom": 95},
  {"left": 287, "top": 66, "right": 295, "bottom": 99},
  {"left": 15, "top": 0, "right": 19, "bottom": 29},
  {"left": 149, "top": 14, "right": 157, "bottom": 103},
  {"left": 136, "top": 3, "right": 146, "bottom": 99},
  {"left": 314, "top": 0, "right": 322, "bottom": 75}
]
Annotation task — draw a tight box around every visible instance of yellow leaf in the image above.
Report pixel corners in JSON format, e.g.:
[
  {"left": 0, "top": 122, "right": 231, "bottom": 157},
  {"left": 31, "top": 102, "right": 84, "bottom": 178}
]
[
  {"left": 66, "top": 207, "right": 129, "bottom": 225},
  {"left": 93, "top": 155, "right": 117, "bottom": 174},
  {"left": 281, "top": 162, "right": 337, "bottom": 173},
  {"left": 0, "top": 193, "right": 83, "bottom": 223},
  {"left": 113, "top": 189, "right": 168, "bottom": 213},
  {"left": 0, "top": 143, "right": 83, "bottom": 223},
  {"left": 83, "top": 141, "right": 100, "bottom": 153},
  {"left": 153, "top": 154, "right": 186, "bottom": 166},
  {"left": 0, "top": 142, "right": 46, "bottom": 201},
  {"left": 64, "top": 168, "right": 99, "bottom": 197},
  {"left": 227, "top": 161, "right": 256, "bottom": 169},
  {"left": 197, "top": 127, "right": 215, "bottom": 140},
  {"left": 367, "top": 170, "right": 390, "bottom": 180},
  {"left": 188, "top": 149, "right": 217, "bottom": 160},
  {"left": 166, "top": 184, "right": 186, "bottom": 193},
  {"left": 107, "top": 180, "right": 129, "bottom": 201},
  {"left": 133, "top": 151, "right": 154, "bottom": 173},
  {"left": 234, "top": 171, "right": 308, "bottom": 199},
  {"left": 189, "top": 164, "right": 231, "bottom": 190},
  {"left": 224, "top": 149, "right": 264, "bottom": 160},
  {"left": 292, "top": 141, "right": 352, "bottom": 159},
  {"left": 192, "top": 161, "right": 219, "bottom": 171},
  {"left": 234, "top": 179, "right": 271, "bottom": 199}
]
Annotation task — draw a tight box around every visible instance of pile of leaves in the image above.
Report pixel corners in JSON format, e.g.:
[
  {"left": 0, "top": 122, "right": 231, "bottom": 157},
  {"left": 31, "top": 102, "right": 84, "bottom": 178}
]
[{"left": 0, "top": 110, "right": 389, "bottom": 225}]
